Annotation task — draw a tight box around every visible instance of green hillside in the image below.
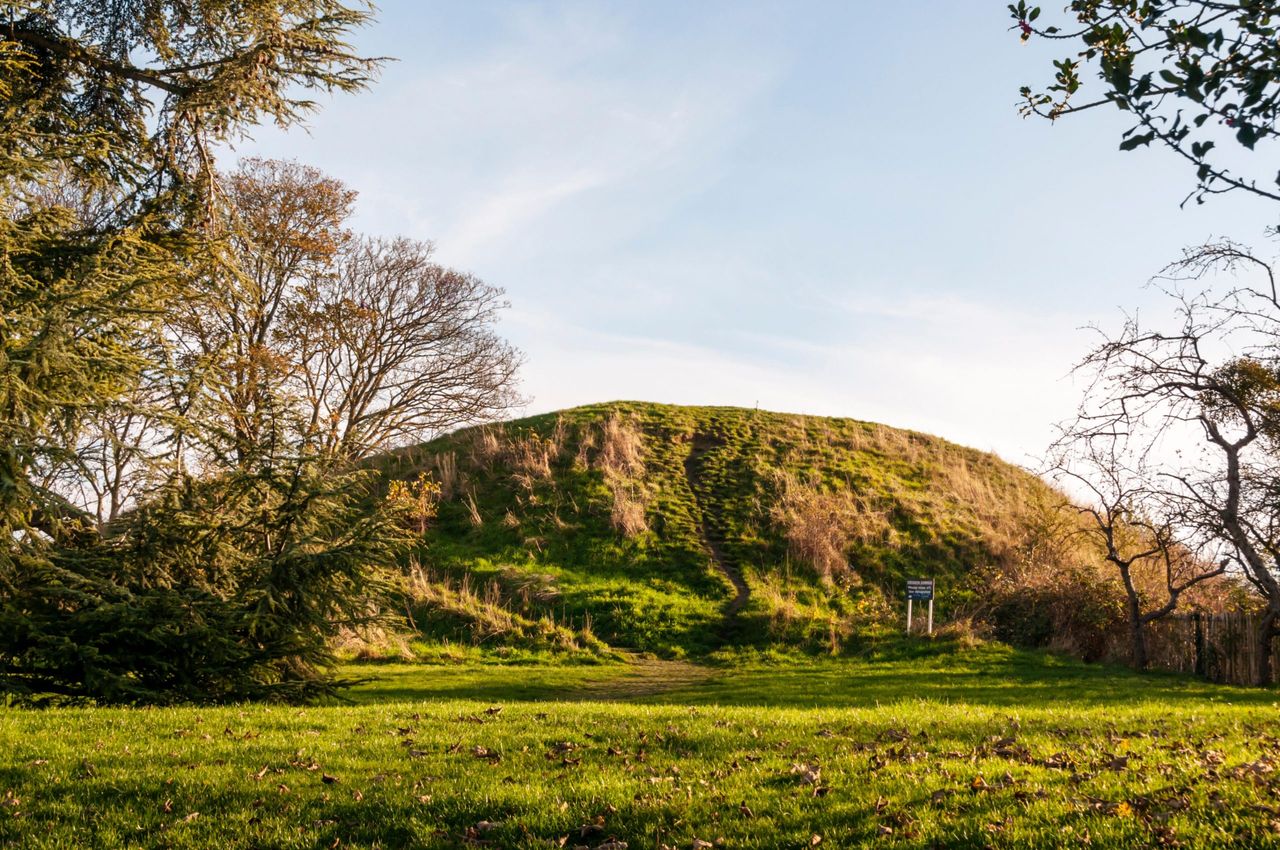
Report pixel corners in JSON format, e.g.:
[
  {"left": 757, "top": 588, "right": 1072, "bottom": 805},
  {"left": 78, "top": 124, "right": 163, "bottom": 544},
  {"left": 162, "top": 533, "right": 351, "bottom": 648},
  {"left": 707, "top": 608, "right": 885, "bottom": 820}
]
[{"left": 376, "top": 402, "right": 1061, "bottom": 657}]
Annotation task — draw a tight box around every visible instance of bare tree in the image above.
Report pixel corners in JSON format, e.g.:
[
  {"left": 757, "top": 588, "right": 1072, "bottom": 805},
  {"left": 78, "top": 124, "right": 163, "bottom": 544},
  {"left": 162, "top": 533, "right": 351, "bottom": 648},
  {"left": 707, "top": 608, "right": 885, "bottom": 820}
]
[
  {"left": 1064, "top": 239, "right": 1280, "bottom": 683},
  {"left": 1049, "top": 433, "right": 1225, "bottom": 670},
  {"left": 283, "top": 237, "right": 522, "bottom": 460},
  {"left": 171, "top": 158, "right": 356, "bottom": 468},
  {"left": 59, "top": 405, "right": 159, "bottom": 527},
  {"left": 171, "top": 158, "right": 520, "bottom": 470}
]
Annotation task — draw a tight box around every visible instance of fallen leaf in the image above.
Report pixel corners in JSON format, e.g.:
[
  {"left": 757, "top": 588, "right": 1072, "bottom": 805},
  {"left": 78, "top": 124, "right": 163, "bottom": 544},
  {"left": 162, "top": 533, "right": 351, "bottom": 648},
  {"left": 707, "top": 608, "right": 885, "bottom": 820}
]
[
  {"left": 791, "top": 763, "right": 821, "bottom": 785},
  {"left": 472, "top": 746, "right": 501, "bottom": 761}
]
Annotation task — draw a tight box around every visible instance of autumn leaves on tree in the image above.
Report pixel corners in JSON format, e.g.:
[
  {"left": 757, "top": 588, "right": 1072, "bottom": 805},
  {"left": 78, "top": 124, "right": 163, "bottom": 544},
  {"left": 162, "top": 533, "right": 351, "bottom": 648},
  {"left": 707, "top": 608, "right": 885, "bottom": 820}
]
[{"left": 0, "top": 2, "right": 520, "bottom": 703}]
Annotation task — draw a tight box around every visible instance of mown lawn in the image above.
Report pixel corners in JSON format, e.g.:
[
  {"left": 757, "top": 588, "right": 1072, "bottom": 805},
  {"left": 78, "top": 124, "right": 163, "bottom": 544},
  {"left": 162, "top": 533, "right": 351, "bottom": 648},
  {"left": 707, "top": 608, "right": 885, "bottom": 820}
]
[{"left": 3, "top": 646, "right": 1280, "bottom": 848}]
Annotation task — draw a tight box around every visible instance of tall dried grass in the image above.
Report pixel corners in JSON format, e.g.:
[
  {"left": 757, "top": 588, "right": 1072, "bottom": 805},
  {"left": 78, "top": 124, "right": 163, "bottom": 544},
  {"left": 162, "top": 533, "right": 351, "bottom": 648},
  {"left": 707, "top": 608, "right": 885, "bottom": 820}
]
[
  {"left": 573, "top": 428, "right": 596, "bottom": 472},
  {"left": 404, "top": 565, "right": 601, "bottom": 653},
  {"left": 470, "top": 425, "right": 503, "bottom": 468},
  {"left": 595, "top": 412, "right": 649, "bottom": 537},
  {"left": 464, "top": 489, "right": 483, "bottom": 527},
  {"left": 507, "top": 432, "right": 553, "bottom": 481},
  {"left": 598, "top": 411, "right": 645, "bottom": 478},
  {"left": 611, "top": 484, "right": 648, "bottom": 538},
  {"left": 771, "top": 470, "right": 890, "bottom": 582},
  {"left": 433, "top": 451, "right": 458, "bottom": 498}
]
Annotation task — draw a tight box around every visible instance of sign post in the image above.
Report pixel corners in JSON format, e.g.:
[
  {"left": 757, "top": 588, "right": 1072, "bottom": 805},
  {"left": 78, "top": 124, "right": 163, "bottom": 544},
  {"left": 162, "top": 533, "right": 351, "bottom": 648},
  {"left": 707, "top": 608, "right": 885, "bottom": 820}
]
[{"left": 905, "top": 579, "right": 935, "bottom": 635}]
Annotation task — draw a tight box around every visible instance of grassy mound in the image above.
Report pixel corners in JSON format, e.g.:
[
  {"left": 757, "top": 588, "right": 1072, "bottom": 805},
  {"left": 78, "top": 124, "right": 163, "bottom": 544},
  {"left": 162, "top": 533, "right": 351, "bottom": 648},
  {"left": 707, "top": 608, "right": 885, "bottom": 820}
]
[{"left": 377, "top": 402, "right": 1064, "bottom": 656}]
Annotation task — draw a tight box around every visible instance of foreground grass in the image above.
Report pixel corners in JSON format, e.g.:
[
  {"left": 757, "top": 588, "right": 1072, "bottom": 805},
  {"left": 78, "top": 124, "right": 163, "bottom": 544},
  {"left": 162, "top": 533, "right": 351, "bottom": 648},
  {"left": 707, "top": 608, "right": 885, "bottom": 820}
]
[{"left": 4, "top": 647, "right": 1280, "bottom": 848}]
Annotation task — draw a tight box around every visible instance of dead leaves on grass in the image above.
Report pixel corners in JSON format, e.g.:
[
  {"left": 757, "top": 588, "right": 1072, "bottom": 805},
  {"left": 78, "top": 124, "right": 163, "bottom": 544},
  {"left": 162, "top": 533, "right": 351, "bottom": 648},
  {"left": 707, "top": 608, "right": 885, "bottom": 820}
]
[{"left": 25, "top": 707, "right": 1280, "bottom": 849}]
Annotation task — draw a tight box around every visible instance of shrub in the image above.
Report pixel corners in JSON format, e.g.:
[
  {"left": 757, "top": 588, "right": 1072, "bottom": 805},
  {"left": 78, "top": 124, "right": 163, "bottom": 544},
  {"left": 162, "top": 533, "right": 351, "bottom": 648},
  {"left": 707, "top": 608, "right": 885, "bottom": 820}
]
[{"left": 0, "top": 466, "right": 410, "bottom": 704}]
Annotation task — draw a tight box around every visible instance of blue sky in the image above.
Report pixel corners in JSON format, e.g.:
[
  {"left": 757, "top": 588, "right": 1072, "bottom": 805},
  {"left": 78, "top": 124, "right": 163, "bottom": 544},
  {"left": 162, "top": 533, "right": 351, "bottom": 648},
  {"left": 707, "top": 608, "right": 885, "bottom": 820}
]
[{"left": 232, "top": 1, "right": 1275, "bottom": 464}]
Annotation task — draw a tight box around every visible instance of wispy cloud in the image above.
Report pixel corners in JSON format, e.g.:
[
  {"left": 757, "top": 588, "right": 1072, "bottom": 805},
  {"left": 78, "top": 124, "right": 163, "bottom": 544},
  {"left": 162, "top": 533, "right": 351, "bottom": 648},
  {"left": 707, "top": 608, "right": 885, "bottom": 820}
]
[
  {"left": 226, "top": 2, "right": 1206, "bottom": 469},
  {"left": 249, "top": 5, "right": 786, "bottom": 272},
  {"left": 508, "top": 293, "right": 1094, "bottom": 466}
]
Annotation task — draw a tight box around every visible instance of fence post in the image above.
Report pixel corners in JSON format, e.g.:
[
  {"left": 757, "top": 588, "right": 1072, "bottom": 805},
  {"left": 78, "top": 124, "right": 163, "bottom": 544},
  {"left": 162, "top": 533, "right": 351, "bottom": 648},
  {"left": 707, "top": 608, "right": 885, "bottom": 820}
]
[{"left": 1193, "top": 612, "right": 1205, "bottom": 679}]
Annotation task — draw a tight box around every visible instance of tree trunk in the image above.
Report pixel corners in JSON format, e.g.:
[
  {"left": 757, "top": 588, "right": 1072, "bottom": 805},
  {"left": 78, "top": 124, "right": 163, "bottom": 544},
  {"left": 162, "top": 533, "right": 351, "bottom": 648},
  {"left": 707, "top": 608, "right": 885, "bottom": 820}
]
[
  {"left": 1125, "top": 585, "right": 1148, "bottom": 670},
  {"left": 1256, "top": 609, "right": 1277, "bottom": 687},
  {"left": 1130, "top": 614, "right": 1149, "bottom": 671}
]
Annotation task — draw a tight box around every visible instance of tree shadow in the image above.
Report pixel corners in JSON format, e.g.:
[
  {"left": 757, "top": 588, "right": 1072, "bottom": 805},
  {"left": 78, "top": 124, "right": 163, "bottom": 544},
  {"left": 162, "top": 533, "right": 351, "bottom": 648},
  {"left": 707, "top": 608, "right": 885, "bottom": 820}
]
[
  {"left": 653, "top": 646, "right": 1279, "bottom": 708},
  {"left": 341, "top": 646, "right": 1279, "bottom": 708}
]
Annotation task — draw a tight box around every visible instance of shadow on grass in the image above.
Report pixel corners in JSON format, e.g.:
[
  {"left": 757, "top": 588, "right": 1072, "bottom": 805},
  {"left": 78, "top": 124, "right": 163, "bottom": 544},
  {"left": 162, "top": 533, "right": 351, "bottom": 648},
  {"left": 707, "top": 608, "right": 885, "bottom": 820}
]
[
  {"left": 341, "top": 662, "right": 634, "bottom": 705},
  {"left": 653, "top": 644, "right": 1280, "bottom": 708},
  {"left": 343, "top": 644, "right": 1280, "bottom": 709}
]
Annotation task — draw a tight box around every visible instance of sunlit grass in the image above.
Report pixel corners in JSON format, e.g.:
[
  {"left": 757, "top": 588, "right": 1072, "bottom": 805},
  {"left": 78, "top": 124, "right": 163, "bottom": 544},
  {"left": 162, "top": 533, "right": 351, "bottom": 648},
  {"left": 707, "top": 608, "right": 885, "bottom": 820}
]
[{"left": 4, "top": 647, "right": 1280, "bottom": 848}]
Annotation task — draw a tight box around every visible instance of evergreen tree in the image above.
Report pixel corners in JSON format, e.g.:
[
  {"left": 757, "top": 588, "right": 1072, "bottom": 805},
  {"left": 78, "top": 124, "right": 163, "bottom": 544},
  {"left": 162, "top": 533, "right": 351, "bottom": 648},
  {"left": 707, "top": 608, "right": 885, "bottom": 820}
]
[{"left": 0, "top": 1, "right": 400, "bottom": 704}]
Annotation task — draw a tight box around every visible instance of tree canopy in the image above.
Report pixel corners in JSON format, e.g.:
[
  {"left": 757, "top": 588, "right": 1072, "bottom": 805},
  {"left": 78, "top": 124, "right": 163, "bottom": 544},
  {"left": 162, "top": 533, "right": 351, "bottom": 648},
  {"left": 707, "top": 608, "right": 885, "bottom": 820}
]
[
  {"left": 0, "top": 2, "right": 445, "bottom": 705},
  {"left": 3, "top": 1, "right": 379, "bottom": 194},
  {"left": 1011, "top": 1, "right": 1280, "bottom": 206}
]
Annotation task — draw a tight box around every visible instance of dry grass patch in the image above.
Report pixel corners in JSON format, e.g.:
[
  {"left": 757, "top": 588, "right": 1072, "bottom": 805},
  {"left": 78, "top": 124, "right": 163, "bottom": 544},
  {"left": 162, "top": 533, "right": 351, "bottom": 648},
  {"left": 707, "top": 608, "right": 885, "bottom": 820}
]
[
  {"left": 594, "top": 411, "right": 649, "bottom": 538},
  {"left": 771, "top": 470, "right": 891, "bottom": 583}
]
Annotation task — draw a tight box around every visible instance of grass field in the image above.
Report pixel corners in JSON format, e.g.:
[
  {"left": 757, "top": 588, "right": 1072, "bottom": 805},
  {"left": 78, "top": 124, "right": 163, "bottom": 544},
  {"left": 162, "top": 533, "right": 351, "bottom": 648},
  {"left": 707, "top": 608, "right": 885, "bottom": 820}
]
[{"left": 4, "top": 645, "right": 1280, "bottom": 849}]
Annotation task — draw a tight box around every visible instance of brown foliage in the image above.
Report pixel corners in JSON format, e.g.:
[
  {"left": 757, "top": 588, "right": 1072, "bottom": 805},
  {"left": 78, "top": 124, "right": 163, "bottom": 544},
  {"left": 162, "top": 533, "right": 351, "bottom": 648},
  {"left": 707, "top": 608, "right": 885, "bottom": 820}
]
[
  {"left": 597, "top": 411, "right": 645, "bottom": 478},
  {"left": 594, "top": 413, "right": 648, "bottom": 537},
  {"left": 173, "top": 158, "right": 521, "bottom": 469},
  {"left": 771, "top": 470, "right": 889, "bottom": 582}
]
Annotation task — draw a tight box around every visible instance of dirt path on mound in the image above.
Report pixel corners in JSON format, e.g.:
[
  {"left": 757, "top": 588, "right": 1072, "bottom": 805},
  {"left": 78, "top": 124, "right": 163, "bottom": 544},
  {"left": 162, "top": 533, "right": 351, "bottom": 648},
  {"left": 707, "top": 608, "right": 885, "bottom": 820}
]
[{"left": 683, "top": 434, "right": 750, "bottom": 619}]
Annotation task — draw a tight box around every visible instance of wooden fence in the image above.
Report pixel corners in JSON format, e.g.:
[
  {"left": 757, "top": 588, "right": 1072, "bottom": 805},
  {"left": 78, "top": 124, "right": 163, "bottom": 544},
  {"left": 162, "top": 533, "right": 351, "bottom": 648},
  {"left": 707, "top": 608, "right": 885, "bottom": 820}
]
[{"left": 1143, "top": 612, "right": 1280, "bottom": 686}]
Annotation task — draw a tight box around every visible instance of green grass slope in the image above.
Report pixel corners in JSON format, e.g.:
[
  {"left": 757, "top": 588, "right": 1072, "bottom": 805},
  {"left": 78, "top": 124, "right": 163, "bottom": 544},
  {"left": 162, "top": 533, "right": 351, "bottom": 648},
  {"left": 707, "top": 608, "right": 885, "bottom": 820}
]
[{"left": 377, "top": 402, "right": 1060, "bottom": 656}]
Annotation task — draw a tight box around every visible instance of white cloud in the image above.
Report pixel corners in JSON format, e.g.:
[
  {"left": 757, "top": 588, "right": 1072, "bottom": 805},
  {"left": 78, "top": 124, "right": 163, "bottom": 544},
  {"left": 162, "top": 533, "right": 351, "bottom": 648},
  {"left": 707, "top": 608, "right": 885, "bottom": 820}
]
[
  {"left": 507, "top": 291, "right": 1095, "bottom": 468},
  {"left": 233, "top": 5, "right": 784, "bottom": 277},
  {"left": 222, "top": 4, "right": 1123, "bottom": 472}
]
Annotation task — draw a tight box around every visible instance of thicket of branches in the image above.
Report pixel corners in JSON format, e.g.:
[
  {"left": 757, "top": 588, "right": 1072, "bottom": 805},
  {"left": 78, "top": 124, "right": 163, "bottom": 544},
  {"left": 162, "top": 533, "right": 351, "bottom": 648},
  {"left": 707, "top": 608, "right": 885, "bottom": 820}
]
[
  {"left": 0, "top": 2, "right": 519, "bottom": 704},
  {"left": 1053, "top": 239, "right": 1280, "bottom": 682}
]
